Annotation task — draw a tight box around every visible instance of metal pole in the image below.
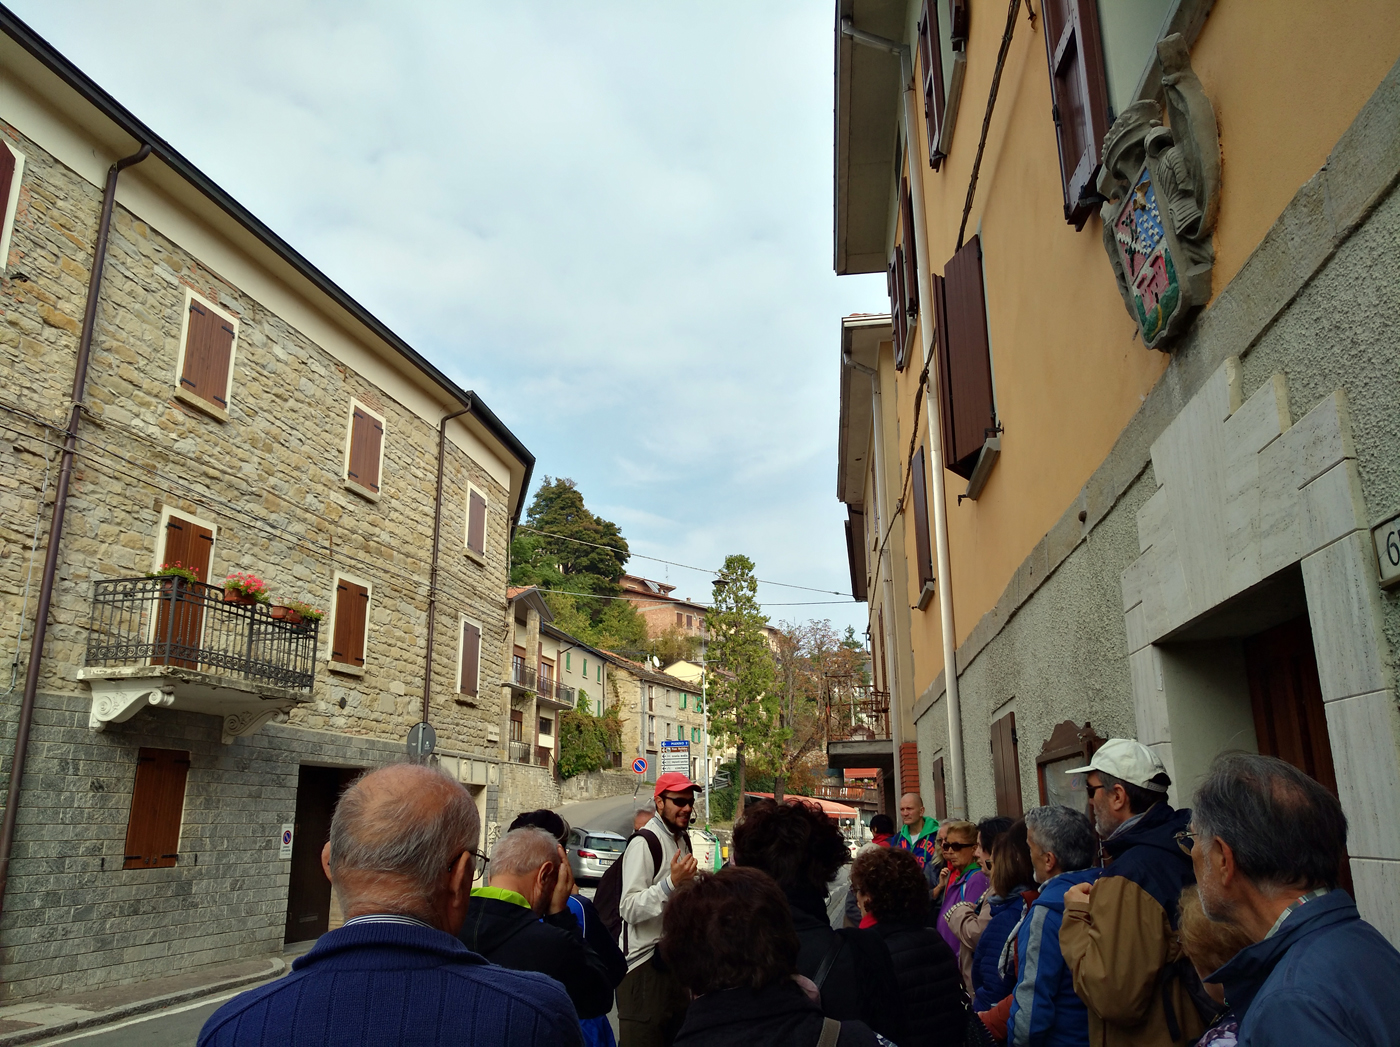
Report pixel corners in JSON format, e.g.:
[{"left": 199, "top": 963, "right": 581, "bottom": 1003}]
[{"left": 0, "top": 142, "right": 150, "bottom": 914}]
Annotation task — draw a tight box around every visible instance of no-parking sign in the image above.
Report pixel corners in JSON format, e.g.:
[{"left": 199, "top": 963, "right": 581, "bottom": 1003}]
[
  {"left": 279, "top": 824, "right": 294, "bottom": 859},
  {"left": 632, "top": 756, "right": 648, "bottom": 775}
]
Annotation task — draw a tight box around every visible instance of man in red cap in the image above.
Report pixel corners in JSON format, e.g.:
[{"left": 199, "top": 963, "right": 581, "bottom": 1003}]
[{"left": 616, "top": 771, "right": 702, "bottom": 1047}]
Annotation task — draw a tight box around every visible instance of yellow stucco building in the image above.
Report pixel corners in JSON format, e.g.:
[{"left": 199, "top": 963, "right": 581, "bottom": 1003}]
[{"left": 833, "top": 0, "right": 1400, "bottom": 943}]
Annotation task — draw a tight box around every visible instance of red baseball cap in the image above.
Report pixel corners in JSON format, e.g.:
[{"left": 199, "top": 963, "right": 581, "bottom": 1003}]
[{"left": 653, "top": 772, "right": 704, "bottom": 798}]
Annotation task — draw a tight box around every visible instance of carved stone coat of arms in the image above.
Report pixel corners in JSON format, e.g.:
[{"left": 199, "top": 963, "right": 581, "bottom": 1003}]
[{"left": 1099, "top": 35, "right": 1221, "bottom": 351}]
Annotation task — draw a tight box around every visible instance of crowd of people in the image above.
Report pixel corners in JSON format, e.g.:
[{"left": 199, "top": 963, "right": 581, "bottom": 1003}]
[{"left": 196, "top": 742, "right": 1400, "bottom": 1047}]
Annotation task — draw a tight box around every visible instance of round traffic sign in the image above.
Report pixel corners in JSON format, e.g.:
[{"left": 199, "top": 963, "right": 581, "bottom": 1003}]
[
  {"left": 632, "top": 756, "right": 648, "bottom": 775},
  {"left": 281, "top": 829, "right": 293, "bottom": 847},
  {"left": 407, "top": 721, "right": 437, "bottom": 758}
]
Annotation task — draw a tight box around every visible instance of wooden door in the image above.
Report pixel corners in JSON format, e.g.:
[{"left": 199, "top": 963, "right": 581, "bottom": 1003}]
[
  {"left": 991, "top": 712, "right": 1024, "bottom": 818},
  {"left": 1244, "top": 615, "right": 1352, "bottom": 893},
  {"left": 284, "top": 765, "right": 359, "bottom": 943},
  {"left": 152, "top": 516, "right": 213, "bottom": 668}
]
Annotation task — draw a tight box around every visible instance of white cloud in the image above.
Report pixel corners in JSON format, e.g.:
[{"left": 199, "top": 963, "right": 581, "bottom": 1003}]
[{"left": 15, "top": 0, "right": 884, "bottom": 634}]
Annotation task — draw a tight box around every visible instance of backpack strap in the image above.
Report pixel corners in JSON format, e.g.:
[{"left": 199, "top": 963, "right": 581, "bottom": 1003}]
[
  {"left": 812, "top": 931, "right": 847, "bottom": 990},
  {"left": 815, "top": 1017, "right": 841, "bottom": 1047},
  {"left": 635, "top": 828, "right": 665, "bottom": 879}
]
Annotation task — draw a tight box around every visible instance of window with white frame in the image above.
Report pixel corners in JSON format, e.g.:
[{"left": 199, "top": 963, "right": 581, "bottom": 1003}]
[
  {"left": 174, "top": 289, "right": 240, "bottom": 418},
  {"left": 329, "top": 572, "right": 372, "bottom": 670},
  {"left": 466, "top": 484, "right": 488, "bottom": 557},
  {"left": 344, "top": 400, "right": 386, "bottom": 499},
  {"left": 0, "top": 141, "right": 25, "bottom": 272},
  {"left": 458, "top": 616, "right": 481, "bottom": 697}
]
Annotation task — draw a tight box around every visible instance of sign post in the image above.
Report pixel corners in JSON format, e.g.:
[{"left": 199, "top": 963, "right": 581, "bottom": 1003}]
[{"left": 407, "top": 721, "right": 437, "bottom": 760}]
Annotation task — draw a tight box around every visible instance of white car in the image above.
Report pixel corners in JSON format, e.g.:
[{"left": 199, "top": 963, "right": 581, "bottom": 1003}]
[{"left": 565, "top": 828, "right": 627, "bottom": 883}]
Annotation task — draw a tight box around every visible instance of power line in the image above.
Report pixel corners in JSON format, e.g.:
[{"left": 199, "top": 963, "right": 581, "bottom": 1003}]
[
  {"left": 531, "top": 587, "right": 854, "bottom": 611},
  {"left": 515, "top": 524, "right": 853, "bottom": 598}
]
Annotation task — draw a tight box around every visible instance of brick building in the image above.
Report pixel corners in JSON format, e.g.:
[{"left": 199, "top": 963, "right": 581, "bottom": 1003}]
[
  {"left": 618, "top": 573, "right": 708, "bottom": 641},
  {"left": 0, "top": 14, "right": 532, "bottom": 998}
]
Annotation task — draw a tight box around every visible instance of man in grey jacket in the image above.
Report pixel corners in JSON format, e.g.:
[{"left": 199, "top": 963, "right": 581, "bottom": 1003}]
[{"left": 617, "top": 772, "right": 701, "bottom": 1047}]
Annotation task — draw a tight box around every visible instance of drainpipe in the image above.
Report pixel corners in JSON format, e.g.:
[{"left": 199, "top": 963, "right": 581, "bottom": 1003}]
[
  {"left": 422, "top": 405, "right": 472, "bottom": 723},
  {"left": 867, "top": 370, "right": 906, "bottom": 801},
  {"left": 899, "top": 50, "right": 968, "bottom": 819},
  {"left": 0, "top": 143, "right": 151, "bottom": 915}
]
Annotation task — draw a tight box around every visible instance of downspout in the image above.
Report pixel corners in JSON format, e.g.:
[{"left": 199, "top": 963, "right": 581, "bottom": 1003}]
[
  {"left": 422, "top": 405, "right": 472, "bottom": 723},
  {"left": 0, "top": 142, "right": 151, "bottom": 914},
  {"left": 899, "top": 51, "right": 968, "bottom": 819},
  {"left": 866, "top": 367, "right": 906, "bottom": 800}
]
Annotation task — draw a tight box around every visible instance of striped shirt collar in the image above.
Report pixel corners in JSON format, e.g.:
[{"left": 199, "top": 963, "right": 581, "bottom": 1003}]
[
  {"left": 1263, "top": 887, "right": 1330, "bottom": 939},
  {"left": 341, "top": 913, "right": 438, "bottom": 932}
]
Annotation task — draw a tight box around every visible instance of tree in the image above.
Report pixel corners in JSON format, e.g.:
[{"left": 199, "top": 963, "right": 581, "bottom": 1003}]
[
  {"left": 509, "top": 477, "right": 648, "bottom": 651},
  {"left": 704, "top": 554, "right": 777, "bottom": 820},
  {"left": 557, "top": 705, "right": 623, "bottom": 778},
  {"left": 646, "top": 626, "right": 702, "bottom": 668}
]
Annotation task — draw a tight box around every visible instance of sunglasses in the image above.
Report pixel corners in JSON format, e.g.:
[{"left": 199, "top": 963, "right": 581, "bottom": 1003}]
[
  {"left": 661, "top": 793, "right": 695, "bottom": 809},
  {"left": 942, "top": 841, "right": 974, "bottom": 852}
]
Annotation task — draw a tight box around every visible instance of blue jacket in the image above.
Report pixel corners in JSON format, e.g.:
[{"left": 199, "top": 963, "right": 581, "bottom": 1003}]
[
  {"left": 1008, "top": 868, "right": 1101, "bottom": 1047},
  {"left": 198, "top": 920, "right": 583, "bottom": 1046},
  {"left": 971, "top": 890, "right": 1029, "bottom": 1011},
  {"left": 1211, "top": 889, "right": 1400, "bottom": 1047}
]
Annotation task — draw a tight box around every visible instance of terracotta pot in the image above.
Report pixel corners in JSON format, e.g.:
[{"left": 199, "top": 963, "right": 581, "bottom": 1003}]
[
  {"left": 270, "top": 606, "right": 304, "bottom": 625},
  {"left": 224, "top": 588, "right": 256, "bottom": 605}
]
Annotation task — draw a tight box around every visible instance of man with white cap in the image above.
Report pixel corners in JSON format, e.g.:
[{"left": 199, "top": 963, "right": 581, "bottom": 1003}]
[{"left": 1057, "top": 738, "right": 1204, "bottom": 1047}]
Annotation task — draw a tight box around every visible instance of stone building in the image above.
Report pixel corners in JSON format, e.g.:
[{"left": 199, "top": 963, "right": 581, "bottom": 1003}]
[
  {"left": 602, "top": 653, "right": 706, "bottom": 785},
  {"left": 832, "top": 0, "right": 1400, "bottom": 944},
  {"left": 0, "top": 15, "right": 532, "bottom": 999}
]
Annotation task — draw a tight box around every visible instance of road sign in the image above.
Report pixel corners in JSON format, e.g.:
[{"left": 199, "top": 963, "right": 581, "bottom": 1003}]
[
  {"left": 660, "top": 740, "right": 690, "bottom": 774},
  {"left": 279, "top": 824, "right": 294, "bottom": 859},
  {"left": 632, "top": 756, "right": 648, "bottom": 775},
  {"left": 407, "top": 721, "right": 437, "bottom": 758}
]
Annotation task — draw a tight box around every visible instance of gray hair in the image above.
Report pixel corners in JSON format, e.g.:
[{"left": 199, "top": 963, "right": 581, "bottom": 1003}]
[
  {"left": 1024, "top": 805, "right": 1097, "bottom": 872},
  {"left": 328, "top": 763, "right": 479, "bottom": 917},
  {"left": 1193, "top": 751, "right": 1347, "bottom": 893},
  {"left": 491, "top": 826, "right": 561, "bottom": 879}
]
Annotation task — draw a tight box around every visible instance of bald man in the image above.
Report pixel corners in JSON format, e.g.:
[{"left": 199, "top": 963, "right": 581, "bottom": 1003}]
[
  {"left": 199, "top": 764, "right": 582, "bottom": 1047},
  {"left": 891, "top": 792, "right": 941, "bottom": 880}
]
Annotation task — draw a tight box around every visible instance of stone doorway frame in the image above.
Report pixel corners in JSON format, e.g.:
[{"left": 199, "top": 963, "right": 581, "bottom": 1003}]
[{"left": 1121, "top": 357, "right": 1400, "bottom": 944}]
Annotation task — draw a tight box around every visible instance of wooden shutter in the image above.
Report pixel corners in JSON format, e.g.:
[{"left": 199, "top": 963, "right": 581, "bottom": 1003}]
[
  {"left": 990, "top": 712, "right": 1024, "bottom": 818},
  {"left": 179, "top": 300, "right": 235, "bottom": 409},
  {"left": 936, "top": 236, "right": 996, "bottom": 479},
  {"left": 331, "top": 579, "right": 368, "bottom": 666},
  {"left": 123, "top": 748, "right": 190, "bottom": 869},
  {"left": 0, "top": 146, "right": 15, "bottom": 246},
  {"left": 467, "top": 490, "right": 487, "bottom": 554},
  {"left": 900, "top": 181, "right": 920, "bottom": 323},
  {"left": 932, "top": 756, "right": 948, "bottom": 820},
  {"left": 887, "top": 245, "right": 909, "bottom": 370},
  {"left": 152, "top": 517, "right": 213, "bottom": 669},
  {"left": 910, "top": 446, "right": 935, "bottom": 592},
  {"left": 877, "top": 608, "right": 888, "bottom": 693},
  {"left": 347, "top": 407, "right": 383, "bottom": 493},
  {"left": 918, "top": 0, "right": 947, "bottom": 170},
  {"left": 1041, "top": 0, "right": 1111, "bottom": 228},
  {"left": 460, "top": 621, "right": 480, "bottom": 696}
]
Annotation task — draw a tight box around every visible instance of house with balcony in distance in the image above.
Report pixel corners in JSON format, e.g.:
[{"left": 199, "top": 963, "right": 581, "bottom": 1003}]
[
  {"left": 504, "top": 586, "right": 595, "bottom": 784},
  {"left": 0, "top": 12, "right": 533, "bottom": 1001},
  {"left": 600, "top": 653, "right": 707, "bottom": 786},
  {"left": 834, "top": 0, "right": 1400, "bottom": 944},
  {"left": 618, "top": 573, "right": 708, "bottom": 643}
]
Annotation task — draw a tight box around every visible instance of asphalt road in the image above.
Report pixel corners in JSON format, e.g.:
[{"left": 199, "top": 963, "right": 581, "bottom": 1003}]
[
  {"left": 557, "top": 790, "right": 648, "bottom": 839},
  {"left": 29, "top": 981, "right": 279, "bottom": 1047}
]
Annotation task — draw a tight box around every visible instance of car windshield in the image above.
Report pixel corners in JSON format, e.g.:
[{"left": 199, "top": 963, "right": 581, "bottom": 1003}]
[{"left": 585, "top": 836, "right": 625, "bottom": 852}]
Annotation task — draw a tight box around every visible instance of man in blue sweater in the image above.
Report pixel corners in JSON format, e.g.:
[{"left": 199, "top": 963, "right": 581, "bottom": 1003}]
[
  {"left": 200, "top": 764, "right": 581, "bottom": 1046},
  {"left": 1191, "top": 752, "right": 1400, "bottom": 1047}
]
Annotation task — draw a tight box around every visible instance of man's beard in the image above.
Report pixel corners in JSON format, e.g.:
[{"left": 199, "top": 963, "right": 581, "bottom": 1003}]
[
  {"left": 1198, "top": 876, "right": 1237, "bottom": 923},
  {"left": 1091, "top": 807, "right": 1116, "bottom": 838}
]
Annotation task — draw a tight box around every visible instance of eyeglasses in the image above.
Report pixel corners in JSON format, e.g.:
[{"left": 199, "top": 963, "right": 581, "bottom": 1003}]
[
  {"left": 466, "top": 848, "right": 490, "bottom": 882},
  {"left": 1174, "top": 830, "right": 1198, "bottom": 857},
  {"left": 942, "top": 841, "right": 974, "bottom": 852},
  {"left": 1085, "top": 783, "right": 1104, "bottom": 798},
  {"left": 661, "top": 794, "right": 695, "bottom": 809}
]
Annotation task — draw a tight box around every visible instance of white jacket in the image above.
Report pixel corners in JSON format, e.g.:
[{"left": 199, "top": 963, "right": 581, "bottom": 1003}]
[{"left": 617, "top": 813, "right": 691, "bottom": 970}]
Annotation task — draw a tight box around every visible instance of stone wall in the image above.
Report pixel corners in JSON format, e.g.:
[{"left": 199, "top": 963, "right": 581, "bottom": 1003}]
[
  {"left": 559, "top": 768, "right": 638, "bottom": 803},
  {"left": 495, "top": 762, "right": 561, "bottom": 830}
]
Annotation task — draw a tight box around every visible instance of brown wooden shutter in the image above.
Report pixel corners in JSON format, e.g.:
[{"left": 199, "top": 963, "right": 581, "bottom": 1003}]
[
  {"left": 467, "top": 490, "right": 487, "bottom": 554},
  {"left": 910, "top": 446, "right": 935, "bottom": 592},
  {"left": 0, "top": 146, "right": 15, "bottom": 247},
  {"left": 900, "top": 181, "right": 920, "bottom": 322},
  {"left": 887, "top": 245, "right": 909, "bottom": 370},
  {"left": 123, "top": 748, "right": 190, "bottom": 869},
  {"left": 932, "top": 756, "right": 948, "bottom": 820},
  {"left": 179, "top": 301, "right": 235, "bottom": 408},
  {"left": 1040, "top": 0, "right": 1111, "bottom": 228},
  {"left": 938, "top": 236, "right": 996, "bottom": 478},
  {"left": 918, "top": 0, "right": 947, "bottom": 170},
  {"left": 990, "top": 712, "right": 1024, "bottom": 818},
  {"left": 877, "top": 608, "right": 888, "bottom": 693},
  {"left": 152, "top": 517, "right": 214, "bottom": 669},
  {"left": 347, "top": 408, "right": 383, "bottom": 493},
  {"left": 332, "top": 580, "right": 368, "bottom": 666},
  {"left": 460, "top": 621, "right": 480, "bottom": 696}
]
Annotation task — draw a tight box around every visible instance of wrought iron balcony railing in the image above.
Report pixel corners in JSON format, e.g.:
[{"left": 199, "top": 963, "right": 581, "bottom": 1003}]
[
  {"left": 84, "top": 577, "right": 319, "bottom": 691},
  {"left": 510, "top": 661, "right": 537, "bottom": 691},
  {"left": 825, "top": 689, "right": 891, "bottom": 742},
  {"left": 509, "top": 740, "right": 531, "bottom": 764},
  {"left": 536, "top": 676, "right": 576, "bottom": 707}
]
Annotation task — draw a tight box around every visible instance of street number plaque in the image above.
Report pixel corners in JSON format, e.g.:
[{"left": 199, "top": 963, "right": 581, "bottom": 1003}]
[{"left": 1372, "top": 513, "right": 1400, "bottom": 589}]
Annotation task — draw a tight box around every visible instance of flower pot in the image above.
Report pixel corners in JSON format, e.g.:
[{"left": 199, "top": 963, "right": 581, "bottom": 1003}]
[
  {"left": 224, "top": 588, "right": 256, "bottom": 605},
  {"left": 270, "top": 605, "right": 303, "bottom": 625}
]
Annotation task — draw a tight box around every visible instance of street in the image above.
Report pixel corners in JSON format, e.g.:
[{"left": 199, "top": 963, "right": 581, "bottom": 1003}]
[{"left": 26, "top": 983, "right": 279, "bottom": 1047}]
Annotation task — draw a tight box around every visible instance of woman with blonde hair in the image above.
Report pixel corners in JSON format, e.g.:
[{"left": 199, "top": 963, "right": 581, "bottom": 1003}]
[
  {"left": 932, "top": 820, "right": 988, "bottom": 957},
  {"left": 1178, "top": 886, "right": 1251, "bottom": 1046}
]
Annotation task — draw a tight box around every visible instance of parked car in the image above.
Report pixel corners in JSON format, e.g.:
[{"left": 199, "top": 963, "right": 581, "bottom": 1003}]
[{"left": 566, "top": 828, "right": 627, "bottom": 883}]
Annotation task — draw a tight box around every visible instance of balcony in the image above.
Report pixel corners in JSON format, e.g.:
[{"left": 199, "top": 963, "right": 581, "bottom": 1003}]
[
  {"left": 535, "top": 675, "right": 576, "bottom": 709},
  {"left": 509, "top": 740, "right": 531, "bottom": 764},
  {"left": 78, "top": 577, "right": 318, "bottom": 743},
  {"left": 509, "top": 660, "right": 536, "bottom": 693},
  {"left": 825, "top": 689, "right": 893, "bottom": 772}
]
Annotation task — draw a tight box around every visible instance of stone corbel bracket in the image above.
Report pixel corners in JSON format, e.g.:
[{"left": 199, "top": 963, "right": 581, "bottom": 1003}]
[
  {"left": 89, "top": 679, "right": 174, "bottom": 732},
  {"left": 222, "top": 709, "right": 282, "bottom": 745},
  {"left": 1098, "top": 33, "right": 1221, "bottom": 350}
]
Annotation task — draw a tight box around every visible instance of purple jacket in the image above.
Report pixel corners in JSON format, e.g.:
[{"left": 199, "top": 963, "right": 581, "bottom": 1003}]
[{"left": 937, "top": 865, "right": 988, "bottom": 955}]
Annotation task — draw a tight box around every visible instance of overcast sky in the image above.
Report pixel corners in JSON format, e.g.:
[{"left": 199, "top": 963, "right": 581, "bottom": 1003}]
[{"left": 16, "top": 1, "right": 885, "bottom": 633}]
